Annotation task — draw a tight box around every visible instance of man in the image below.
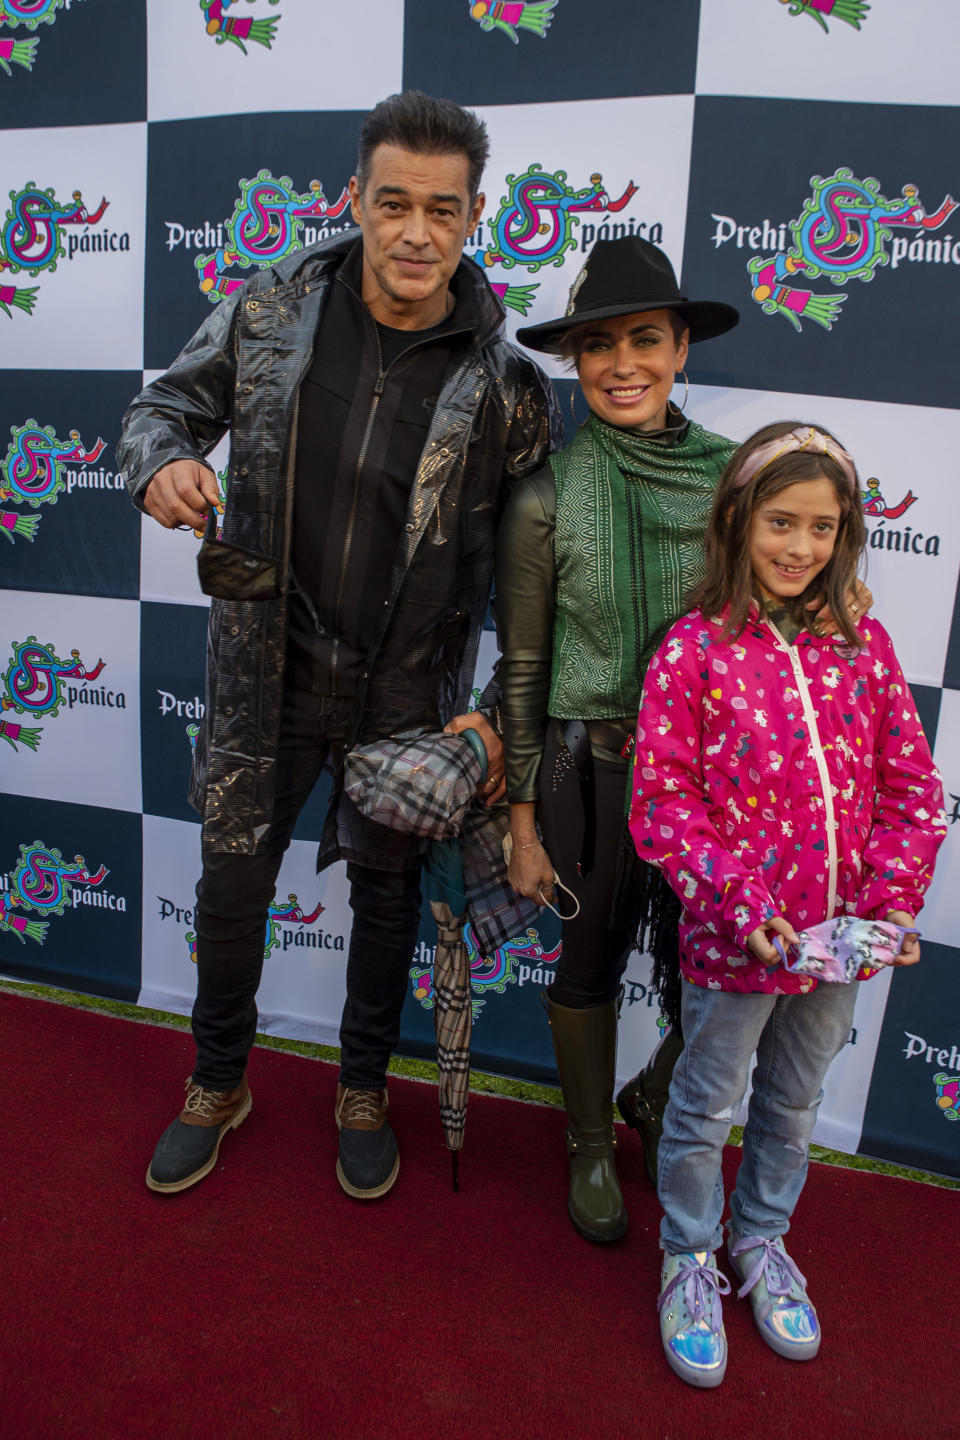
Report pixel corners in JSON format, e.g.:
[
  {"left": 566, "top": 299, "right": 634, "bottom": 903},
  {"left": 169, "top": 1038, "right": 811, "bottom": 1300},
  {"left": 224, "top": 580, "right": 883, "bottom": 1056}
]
[{"left": 119, "top": 91, "right": 559, "bottom": 1200}]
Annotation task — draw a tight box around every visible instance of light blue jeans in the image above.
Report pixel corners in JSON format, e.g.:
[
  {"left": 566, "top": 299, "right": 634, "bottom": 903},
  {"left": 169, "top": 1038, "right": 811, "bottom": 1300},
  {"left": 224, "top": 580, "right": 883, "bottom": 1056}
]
[{"left": 658, "top": 980, "right": 860, "bottom": 1254}]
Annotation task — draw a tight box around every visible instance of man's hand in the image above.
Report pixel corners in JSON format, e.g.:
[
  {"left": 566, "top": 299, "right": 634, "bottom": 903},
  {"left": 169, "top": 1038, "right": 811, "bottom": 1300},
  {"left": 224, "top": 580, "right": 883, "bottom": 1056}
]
[
  {"left": 746, "top": 914, "right": 800, "bottom": 965},
  {"left": 885, "top": 909, "right": 921, "bottom": 966},
  {"left": 444, "top": 711, "right": 505, "bottom": 807},
  {"left": 143, "top": 460, "right": 221, "bottom": 531}
]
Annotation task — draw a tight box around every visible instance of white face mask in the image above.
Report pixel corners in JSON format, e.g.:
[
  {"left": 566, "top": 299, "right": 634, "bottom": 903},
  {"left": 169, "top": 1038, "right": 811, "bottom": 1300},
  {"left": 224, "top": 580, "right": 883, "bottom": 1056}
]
[{"left": 537, "top": 875, "right": 581, "bottom": 922}]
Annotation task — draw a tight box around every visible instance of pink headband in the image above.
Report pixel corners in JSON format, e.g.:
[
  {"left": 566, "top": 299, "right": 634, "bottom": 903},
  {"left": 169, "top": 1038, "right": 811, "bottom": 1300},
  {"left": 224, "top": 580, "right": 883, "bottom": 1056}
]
[{"left": 733, "top": 426, "right": 857, "bottom": 493}]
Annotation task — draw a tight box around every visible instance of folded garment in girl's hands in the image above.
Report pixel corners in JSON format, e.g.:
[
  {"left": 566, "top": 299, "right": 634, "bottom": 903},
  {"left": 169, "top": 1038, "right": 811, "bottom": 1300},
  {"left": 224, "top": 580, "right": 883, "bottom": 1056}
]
[{"left": 772, "top": 916, "right": 919, "bottom": 983}]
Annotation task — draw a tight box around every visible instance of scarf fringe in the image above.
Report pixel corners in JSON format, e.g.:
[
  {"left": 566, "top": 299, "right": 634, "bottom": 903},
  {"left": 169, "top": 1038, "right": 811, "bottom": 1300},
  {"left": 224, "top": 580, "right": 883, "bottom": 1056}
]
[{"left": 611, "top": 822, "right": 682, "bottom": 1029}]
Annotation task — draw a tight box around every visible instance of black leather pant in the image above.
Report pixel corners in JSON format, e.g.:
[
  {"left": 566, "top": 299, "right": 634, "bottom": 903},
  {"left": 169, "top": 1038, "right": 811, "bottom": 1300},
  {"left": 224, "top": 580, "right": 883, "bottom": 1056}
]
[{"left": 538, "top": 722, "right": 635, "bottom": 1010}]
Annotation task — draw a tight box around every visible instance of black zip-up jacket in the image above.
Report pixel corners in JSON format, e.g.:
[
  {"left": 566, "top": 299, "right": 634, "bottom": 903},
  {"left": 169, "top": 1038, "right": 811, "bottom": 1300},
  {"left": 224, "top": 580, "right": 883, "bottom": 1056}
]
[{"left": 118, "top": 230, "right": 560, "bottom": 857}]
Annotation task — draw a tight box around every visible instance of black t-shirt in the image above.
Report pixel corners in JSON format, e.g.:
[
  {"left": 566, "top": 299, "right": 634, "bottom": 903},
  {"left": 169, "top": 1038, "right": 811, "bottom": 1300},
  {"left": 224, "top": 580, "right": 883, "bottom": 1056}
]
[{"left": 289, "top": 246, "right": 467, "bottom": 696}]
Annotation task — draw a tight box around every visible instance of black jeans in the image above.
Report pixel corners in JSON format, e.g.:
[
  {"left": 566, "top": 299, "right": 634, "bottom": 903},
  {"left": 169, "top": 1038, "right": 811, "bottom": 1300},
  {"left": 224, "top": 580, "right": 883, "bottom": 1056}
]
[{"left": 191, "top": 689, "right": 423, "bottom": 1091}]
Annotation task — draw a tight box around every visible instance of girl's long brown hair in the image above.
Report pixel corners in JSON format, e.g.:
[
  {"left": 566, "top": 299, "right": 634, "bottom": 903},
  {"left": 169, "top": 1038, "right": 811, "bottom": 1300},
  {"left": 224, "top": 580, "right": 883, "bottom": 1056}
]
[{"left": 689, "top": 420, "right": 867, "bottom": 647}]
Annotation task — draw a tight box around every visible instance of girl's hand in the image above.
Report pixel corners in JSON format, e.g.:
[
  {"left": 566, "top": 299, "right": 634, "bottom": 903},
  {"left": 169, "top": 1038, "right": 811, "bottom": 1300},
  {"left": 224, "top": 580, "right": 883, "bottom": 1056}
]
[
  {"left": 507, "top": 835, "right": 557, "bottom": 904},
  {"left": 807, "top": 578, "right": 872, "bottom": 634},
  {"left": 885, "top": 909, "right": 921, "bottom": 966},
  {"left": 746, "top": 914, "right": 800, "bottom": 965}
]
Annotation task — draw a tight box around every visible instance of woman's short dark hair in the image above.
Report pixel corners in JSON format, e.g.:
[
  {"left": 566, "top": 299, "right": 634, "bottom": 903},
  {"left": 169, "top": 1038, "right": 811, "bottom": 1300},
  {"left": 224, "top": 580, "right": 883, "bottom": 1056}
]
[
  {"left": 356, "top": 90, "right": 489, "bottom": 200},
  {"left": 689, "top": 419, "right": 867, "bottom": 647}
]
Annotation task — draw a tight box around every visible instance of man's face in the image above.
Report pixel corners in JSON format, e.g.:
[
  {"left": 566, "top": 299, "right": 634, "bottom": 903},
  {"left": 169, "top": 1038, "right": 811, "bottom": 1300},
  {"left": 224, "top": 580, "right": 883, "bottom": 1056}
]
[{"left": 349, "top": 143, "right": 484, "bottom": 328}]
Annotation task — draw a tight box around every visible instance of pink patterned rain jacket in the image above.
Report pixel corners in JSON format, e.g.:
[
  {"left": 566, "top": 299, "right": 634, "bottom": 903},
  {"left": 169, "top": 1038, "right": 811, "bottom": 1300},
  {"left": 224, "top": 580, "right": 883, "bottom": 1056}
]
[{"left": 628, "top": 606, "right": 946, "bottom": 994}]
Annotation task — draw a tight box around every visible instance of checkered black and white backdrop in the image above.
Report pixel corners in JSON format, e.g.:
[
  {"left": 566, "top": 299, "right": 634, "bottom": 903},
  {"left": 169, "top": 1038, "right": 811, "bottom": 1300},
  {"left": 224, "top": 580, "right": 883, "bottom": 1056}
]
[{"left": 2, "top": 0, "right": 958, "bottom": 1178}]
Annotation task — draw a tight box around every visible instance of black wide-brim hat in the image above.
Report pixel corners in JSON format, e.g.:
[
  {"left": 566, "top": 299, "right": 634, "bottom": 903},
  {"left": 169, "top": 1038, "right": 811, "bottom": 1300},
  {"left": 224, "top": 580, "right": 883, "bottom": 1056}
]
[{"left": 515, "top": 235, "right": 739, "bottom": 352}]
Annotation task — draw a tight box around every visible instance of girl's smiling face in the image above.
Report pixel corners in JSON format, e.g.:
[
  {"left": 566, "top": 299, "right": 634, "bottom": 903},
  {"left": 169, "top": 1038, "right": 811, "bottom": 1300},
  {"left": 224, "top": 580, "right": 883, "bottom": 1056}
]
[
  {"left": 574, "top": 309, "right": 689, "bottom": 432},
  {"left": 748, "top": 474, "right": 842, "bottom": 601}
]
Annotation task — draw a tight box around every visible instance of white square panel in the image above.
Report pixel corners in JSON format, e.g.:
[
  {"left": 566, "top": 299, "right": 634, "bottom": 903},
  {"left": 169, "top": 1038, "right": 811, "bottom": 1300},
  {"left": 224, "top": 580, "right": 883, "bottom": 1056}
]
[
  {"left": 146, "top": 1, "right": 403, "bottom": 123},
  {"left": 697, "top": 0, "right": 960, "bottom": 106},
  {"left": 0, "top": 123, "right": 147, "bottom": 371},
  {"left": 472, "top": 95, "right": 696, "bottom": 376},
  {"left": 0, "top": 588, "right": 141, "bottom": 813}
]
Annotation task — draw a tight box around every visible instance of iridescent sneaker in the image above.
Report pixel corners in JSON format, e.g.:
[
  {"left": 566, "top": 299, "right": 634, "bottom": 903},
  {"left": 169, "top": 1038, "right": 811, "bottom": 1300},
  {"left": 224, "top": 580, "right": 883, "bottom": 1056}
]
[
  {"left": 657, "top": 1250, "right": 731, "bottom": 1388},
  {"left": 728, "top": 1234, "right": 821, "bottom": 1361}
]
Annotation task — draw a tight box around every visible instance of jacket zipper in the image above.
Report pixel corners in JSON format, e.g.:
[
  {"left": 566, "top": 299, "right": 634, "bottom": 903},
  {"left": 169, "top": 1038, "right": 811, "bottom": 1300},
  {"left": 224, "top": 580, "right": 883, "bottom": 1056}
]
[
  {"left": 329, "top": 327, "right": 386, "bottom": 695},
  {"left": 767, "top": 622, "right": 839, "bottom": 917},
  {"left": 327, "top": 285, "right": 477, "bottom": 695}
]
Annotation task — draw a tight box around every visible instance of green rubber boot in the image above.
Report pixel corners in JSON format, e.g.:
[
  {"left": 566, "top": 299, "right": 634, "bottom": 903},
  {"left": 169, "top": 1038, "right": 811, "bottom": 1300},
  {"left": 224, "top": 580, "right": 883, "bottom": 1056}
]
[
  {"left": 545, "top": 991, "right": 627, "bottom": 1243},
  {"left": 616, "top": 1024, "right": 684, "bottom": 1189}
]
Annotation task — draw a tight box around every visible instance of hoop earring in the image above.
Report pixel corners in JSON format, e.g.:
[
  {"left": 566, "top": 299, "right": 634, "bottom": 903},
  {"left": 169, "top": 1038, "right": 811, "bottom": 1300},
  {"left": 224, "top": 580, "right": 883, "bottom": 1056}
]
[
  {"left": 675, "top": 368, "right": 689, "bottom": 414},
  {"left": 569, "top": 381, "right": 584, "bottom": 427}
]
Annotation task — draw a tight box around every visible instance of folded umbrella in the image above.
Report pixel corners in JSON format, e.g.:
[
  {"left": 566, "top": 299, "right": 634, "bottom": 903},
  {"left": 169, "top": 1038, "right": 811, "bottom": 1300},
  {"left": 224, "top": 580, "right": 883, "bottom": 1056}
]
[{"left": 422, "top": 837, "right": 472, "bottom": 1192}]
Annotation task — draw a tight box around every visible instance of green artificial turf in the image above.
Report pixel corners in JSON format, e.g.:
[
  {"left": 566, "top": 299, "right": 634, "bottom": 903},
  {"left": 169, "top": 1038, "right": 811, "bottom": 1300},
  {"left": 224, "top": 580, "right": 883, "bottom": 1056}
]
[{"left": 3, "top": 977, "right": 957, "bottom": 1191}]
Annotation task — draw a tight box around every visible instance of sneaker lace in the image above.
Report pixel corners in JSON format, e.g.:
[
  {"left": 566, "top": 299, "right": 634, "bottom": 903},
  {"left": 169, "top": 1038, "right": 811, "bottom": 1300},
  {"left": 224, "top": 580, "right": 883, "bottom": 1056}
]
[
  {"left": 730, "top": 1236, "right": 808, "bottom": 1302},
  {"left": 658, "top": 1255, "right": 731, "bottom": 1331},
  {"left": 339, "top": 1089, "right": 383, "bottom": 1125}
]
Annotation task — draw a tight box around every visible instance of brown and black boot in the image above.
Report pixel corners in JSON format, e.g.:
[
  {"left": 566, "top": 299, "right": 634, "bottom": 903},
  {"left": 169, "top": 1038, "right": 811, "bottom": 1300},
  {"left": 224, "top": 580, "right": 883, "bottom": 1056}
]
[
  {"left": 146, "top": 1076, "right": 252, "bottom": 1193},
  {"left": 335, "top": 1085, "right": 399, "bottom": 1199}
]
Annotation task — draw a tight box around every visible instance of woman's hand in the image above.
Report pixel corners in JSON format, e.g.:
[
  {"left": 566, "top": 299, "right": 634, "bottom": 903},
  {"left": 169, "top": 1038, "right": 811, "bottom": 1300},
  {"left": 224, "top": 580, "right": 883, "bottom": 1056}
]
[
  {"left": 508, "top": 836, "right": 557, "bottom": 905},
  {"left": 746, "top": 914, "right": 800, "bottom": 965},
  {"left": 506, "top": 802, "right": 556, "bottom": 903},
  {"left": 885, "top": 909, "right": 921, "bottom": 966},
  {"left": 808, "top": 578, "right": 873, "bottom": 633}
]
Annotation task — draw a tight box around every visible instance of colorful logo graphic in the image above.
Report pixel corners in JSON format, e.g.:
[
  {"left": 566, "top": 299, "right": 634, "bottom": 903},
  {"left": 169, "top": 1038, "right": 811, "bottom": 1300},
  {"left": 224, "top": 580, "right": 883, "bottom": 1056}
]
[
  {"left": 747, "top": 169, "right": 957, "bottom": 331},
  {"left": 1, "top": 420, "right": 106, "bottom": 545},
  {"left": 196, "top": 169, "right": 351, "bottom": 302},
  {"left": 934, "top": 1072, "right": 960, "bottom": 1121},
  {"left": 481, "top": 165, "right": 638, "bottom": 273},
  {"left": 0, "top": 31, "right": 37, "bottom": 74},
  {"left": 186, "top": 892, "right": 327, "bottom": 963},
  {"left": 0, "top": 838, "right": 107, "bottom": 949},
  {"left": 862, "top": 476, "right": 917, "bottom": 521},
  {"left": 1, "top": 182, "right": 109, "bottom": 318},
  {"left": 0, "top": 1, "right": 75, "bottom": 28},
  {"left": 779, "top": 0, "right": 869, "bottom": 33},
  {"left": 410, "top": 924, "right": 561, "bottom": 1020},
  {"left": 468, "top": 0, "right": 557, "bottom": 44},
  {"left": 0, "top": 0, "right": 88, "bottom": 75},
  {"left": 1, "top": 635, "right": 106, "bottom": 752},
  {"left": 201, "top": 0, "right": 281, "bottom": 54},
  {"left": 861, "top": 479, "right": 941, "bottom": 559}
]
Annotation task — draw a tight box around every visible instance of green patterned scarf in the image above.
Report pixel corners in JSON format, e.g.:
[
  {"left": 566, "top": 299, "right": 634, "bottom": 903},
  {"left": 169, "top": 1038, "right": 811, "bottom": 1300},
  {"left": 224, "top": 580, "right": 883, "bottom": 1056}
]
[{"left": 548, "top": 413, "right": 736, "bottom": 720}]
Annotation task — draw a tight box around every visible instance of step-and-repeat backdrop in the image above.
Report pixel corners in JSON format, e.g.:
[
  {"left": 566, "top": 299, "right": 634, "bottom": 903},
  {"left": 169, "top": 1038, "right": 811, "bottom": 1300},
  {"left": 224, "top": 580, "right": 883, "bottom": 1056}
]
[{"left": 2, "top": 0, "right": 958, "bottom": 1178}]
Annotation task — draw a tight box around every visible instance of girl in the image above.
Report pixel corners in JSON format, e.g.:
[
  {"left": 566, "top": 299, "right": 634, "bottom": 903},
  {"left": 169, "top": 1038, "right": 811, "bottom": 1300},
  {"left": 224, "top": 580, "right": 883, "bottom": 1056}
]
[{"left": 628, "top": 421, "right": 946, "bottom": 1388}]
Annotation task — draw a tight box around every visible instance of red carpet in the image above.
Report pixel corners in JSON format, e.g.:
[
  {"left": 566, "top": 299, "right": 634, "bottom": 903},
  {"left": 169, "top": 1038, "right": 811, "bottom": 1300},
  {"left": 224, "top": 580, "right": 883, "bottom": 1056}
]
[{"left": 1, "top": 990, "right": 955, "bottom": 1440}]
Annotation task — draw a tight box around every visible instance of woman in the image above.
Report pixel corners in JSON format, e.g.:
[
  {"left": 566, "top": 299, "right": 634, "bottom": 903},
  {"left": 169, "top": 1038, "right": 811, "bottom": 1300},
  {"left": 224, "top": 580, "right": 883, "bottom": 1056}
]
[{"left": 496, "top": 235, "right": 742, "bottom": 1242}]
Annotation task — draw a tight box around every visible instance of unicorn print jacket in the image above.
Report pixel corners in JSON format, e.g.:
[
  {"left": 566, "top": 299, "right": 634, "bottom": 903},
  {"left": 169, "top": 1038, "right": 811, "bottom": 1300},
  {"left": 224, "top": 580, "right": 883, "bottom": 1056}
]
[{"left": 628, "top": 606, "right": 946, "bottom": 994}]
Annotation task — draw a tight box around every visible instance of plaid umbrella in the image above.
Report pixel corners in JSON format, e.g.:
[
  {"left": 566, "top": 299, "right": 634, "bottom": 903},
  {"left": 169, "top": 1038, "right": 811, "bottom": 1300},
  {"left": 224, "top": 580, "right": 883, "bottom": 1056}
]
[{"left": 422, "top": 837, "right": 472, "bottom": 1192}]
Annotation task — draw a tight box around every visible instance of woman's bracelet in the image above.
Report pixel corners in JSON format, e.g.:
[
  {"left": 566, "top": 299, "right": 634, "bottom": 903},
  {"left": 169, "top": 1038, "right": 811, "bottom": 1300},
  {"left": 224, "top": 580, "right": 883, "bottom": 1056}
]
[{"left": 514, "top": 838, "right": 541, "bottom": 850}]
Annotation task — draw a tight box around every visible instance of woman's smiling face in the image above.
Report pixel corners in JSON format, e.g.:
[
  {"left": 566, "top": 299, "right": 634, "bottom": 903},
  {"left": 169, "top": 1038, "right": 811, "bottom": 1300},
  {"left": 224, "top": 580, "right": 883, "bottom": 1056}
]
[{"left": 574, "top": 309, "right": 689, "bottom": 431}]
